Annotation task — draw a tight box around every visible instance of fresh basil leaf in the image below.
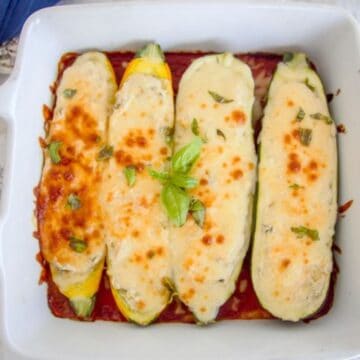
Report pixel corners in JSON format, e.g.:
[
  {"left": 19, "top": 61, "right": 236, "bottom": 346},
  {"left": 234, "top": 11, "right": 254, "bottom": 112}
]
[
  {"left": 216, "top": 129, "right": 226, "bottom": 140},
  {"left": 48, "top": 141, "right": 62, "bottom": 164},
  {"left": 189, "top": 198, "right": 205, "bottom": 227},
  {"left": 171, "top": 137, "right": 202, "bottom": 174},
  {"left": 304, "top": 78, "right": 315, "bottom": 92},
  {"left": 69, "top": 236, "right": 87, "bottom": 252},
  {"left": 283, "top": 52, "right": 294, "bottom": 63},
  {"left": 289, "top": 183, "right": 303, "bottom": 190},
  {"left": 161, "top": 183, "right": 190, "bottom": 226},
  {"left": 148, "top": 169, "right": 170, "bottom": 183},
  {"left": 208, "top": 90, "right": 233, "bottom": 104},
  {"left": 97, "top": 145, "right": 113, "bottom": 161},
  {"left": 191, "top": 118, "right": 200, "bottom": 136},
  {"left": 310, "top": 112, "right": 333, "bottom": 124},
  {"left": 123, "top": 166, "right": 136, "bottom": 187},
  {"left": 67, "top": 193, "right": 81, "bottom": 210},
  {"left": 63, "top": 88, "right": 77, "bottom": 98},
  {"left": 171, "top": 173, "right": 198, "bottom": 189},
  {"left": 298, "top": 128, "right": 312, "bottom": 146},
  {"left": 296, "top": 107, "right": 305, "bottom": 121},
  {"left": 291, "top": 226, "right": 319, "bottom": 241}
]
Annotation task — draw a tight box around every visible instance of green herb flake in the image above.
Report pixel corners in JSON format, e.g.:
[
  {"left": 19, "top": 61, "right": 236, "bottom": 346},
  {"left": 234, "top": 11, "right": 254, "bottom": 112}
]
[
  {"left": 163, "top": 126, "right": 174, "bottom": 146},
  {"left": 48, "top": 141, "right": 62, "bottom": 164},
  {"left": 161, "top": 183, "right": 190, "bottom": 227},
  {"left": 283, "top": 52, "right": 294, "bottom": 63},
  {"left": 291, "top": 226, "right": 319, "bottom": 241},
  {"left": 289, "top": 183, "right": 303, "bottom": 190},
  {"left": 189, "top": 198, "right": 205, "bottom": 227},
  {"left": 296, "top": 107, "right": 305, "bottom": 121},
  {"left": 310, "top": 112, "right": 333, "bottom": 124},
  {"left": 63, "top": 88, "right": 77, "bottom": 99},
  {"left": 123, "top": 166, "right": 136, "bottom": 187},
  {"left": 97, "top": 145, "right": 113, "bottom": 161},
  {"left": 208, "top": 90, "right": 234, "bottom": 104},
  {"left": 171, "top": 137, "right": 202, "bottom": 174},
  {"left": 67, "top": 193, "right": 81, "bottom": 210},
  {"left": 216, "top": 129, "right": 226, "bottom": 140},
  {"left": 298, "top": 128, "right": 312, "bottom": 146},
  {"left": 191, "top": 118, "right": 200, "bottom": 136},
  {"left": 304, "top": 78, "right": 315, "bottom": 92},
  {"left": 69, "top": 236, "right": 87, "bottom": 252}
]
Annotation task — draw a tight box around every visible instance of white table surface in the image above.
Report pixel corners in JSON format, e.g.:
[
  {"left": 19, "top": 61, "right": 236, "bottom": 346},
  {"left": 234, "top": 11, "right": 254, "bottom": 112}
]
[{"left": 0, "top": 0, "right": 359, "bottom": 359}]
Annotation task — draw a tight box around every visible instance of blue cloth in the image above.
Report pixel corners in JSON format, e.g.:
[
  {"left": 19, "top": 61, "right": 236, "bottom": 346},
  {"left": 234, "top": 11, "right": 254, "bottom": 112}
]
[{"left": 0, "top": 0, "right": 59, "bottom": 43}]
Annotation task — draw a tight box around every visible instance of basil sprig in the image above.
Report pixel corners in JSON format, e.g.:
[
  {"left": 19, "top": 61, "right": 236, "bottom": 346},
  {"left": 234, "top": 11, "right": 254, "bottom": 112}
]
[{"left": 149, "top": 137, "right": 204, "bottom": 227}]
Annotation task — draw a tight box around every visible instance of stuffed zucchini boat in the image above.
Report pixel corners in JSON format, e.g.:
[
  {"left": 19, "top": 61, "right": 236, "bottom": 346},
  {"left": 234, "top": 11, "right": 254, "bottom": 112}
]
[
  {"left": 171, "top": 53, "right": 257, "bottom": 323},
  {"left": 251, "top": 53, "right": 338, "bottom": 321},
  {"left": 101, "top": 44, "right": 174, "bottom": 325},
  {"left": 37, "top": 52, "right": 117, "bottom": 318}
]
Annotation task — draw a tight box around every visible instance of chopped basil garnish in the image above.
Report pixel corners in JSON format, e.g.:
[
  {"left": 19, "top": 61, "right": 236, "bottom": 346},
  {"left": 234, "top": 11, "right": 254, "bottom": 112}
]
[
  {"left": 171, "top": 137, "right": 202, "bottom": 174},
  {"left": 296, "top": 107, "right": 305, "bottom": 121},
  {"left": 289, "top": 183, "right": 303, "bottom": 190},
  {"left": 298, "top": 128, "right": 312, "bottom": 146},
  {"left": 191, "top": 118, "right": 200, "bottom": 136},
  {"left": 63, "top": 88, "right": 77, "bottom": 98},
  {"left": 291, "top": 226, "right": 319, "bottom": 241},
  {"left": 310, "top": 112, "right": 333, "bottom": 124},
  {"left": 163, "top": 126, "right": 174, "bottom": 146},
  {"left": 69, "top": 236, "right": 87, "bottom": 252},
  {"left": 161, "top": 183, "right": 190, "bottom": 227},
  {"left": 216, "top": 129, "right": 226, "bottom": 140},
  {"left": 97, "top": 145, "right": 113, "bottom": 161},
  {"left": 208, "top": 90, "right": 233, "bottom": 104},
  {"left": 123, "top": 165, "right": 136, "bottom": 187},
  {"left": 189, "top": 198, "right": 205, "bottom": 227},
  {"left": 304, "top": 78, "right": 315, "bottom": 92},
  {"left": 48, "top": 141, "right": 62, "bottom": 164},
  {"left": 67, "top": 193, "right": 81, "bottom": 210},
  {"left": 283, "top": 52, "right": 294, "bottom": 63}
]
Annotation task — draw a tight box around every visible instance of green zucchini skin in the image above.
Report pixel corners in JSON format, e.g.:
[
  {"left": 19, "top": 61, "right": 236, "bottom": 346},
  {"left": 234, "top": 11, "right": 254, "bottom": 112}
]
[{"left": 251, "top": 53, "right": 337, "bottom": 321}]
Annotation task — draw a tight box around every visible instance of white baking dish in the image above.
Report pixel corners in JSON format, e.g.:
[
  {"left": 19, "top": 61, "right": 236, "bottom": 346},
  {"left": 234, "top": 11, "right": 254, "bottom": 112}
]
[{"left": 0, "top": 1, "right": 359, "bottom": 359}]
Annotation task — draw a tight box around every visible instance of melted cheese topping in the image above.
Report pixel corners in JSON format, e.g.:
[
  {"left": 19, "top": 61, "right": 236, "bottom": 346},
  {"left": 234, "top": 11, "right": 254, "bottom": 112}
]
[
  {"left": 38, "top": 52, "right": 117, "bottom": 290},
  {"left": 172, "top": 54, "right": 256, "bottom": 323},
  {"left": 252, "top": 54, "right": 337, "bottom": 321},
  {"left": 102, "top": 73, "right": 173, "bottom": 318}
]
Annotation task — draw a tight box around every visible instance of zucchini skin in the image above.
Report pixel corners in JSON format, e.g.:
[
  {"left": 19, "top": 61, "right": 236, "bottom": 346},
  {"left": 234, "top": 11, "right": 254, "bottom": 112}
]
[{"left": 251, "top": 53, "right": 337, "bottom": 321}]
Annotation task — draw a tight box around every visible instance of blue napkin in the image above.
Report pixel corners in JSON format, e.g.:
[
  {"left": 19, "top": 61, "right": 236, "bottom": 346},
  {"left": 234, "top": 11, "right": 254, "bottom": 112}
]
[{"left": 0, "top": 0, "right": 59, "bottom": 43}]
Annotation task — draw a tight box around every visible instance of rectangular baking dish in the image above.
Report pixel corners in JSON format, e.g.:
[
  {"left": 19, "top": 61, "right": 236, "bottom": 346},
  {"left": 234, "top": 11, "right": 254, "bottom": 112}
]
[{"left": 0, "top": 1, "right": 359, "bottom": 359}]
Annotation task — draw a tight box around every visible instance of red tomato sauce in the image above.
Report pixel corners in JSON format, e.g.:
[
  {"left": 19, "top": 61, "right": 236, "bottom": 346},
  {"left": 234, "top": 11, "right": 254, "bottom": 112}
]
[{"left": 39, "top": 51, "right": 338, "bottom": 323}]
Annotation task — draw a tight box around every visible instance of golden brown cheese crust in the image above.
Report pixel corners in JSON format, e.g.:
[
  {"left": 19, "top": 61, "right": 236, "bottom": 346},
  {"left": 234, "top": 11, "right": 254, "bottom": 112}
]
[{"left": 37, "top": 52, "right": 117, "bottom": 273}]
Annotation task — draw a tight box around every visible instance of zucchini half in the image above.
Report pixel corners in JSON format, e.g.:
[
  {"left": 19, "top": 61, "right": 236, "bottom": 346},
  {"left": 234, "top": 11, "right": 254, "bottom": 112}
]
[
  {"left": 102, "top": 44, "right": 173, "bottom": 325},
  {"left": 251, "top": 53, "right": 337, "bottom": 321},
  {"left": 38, "top": 52, "right": 117, "bottom": 318},
  {"left": 171, "top": 53, "right": 257, "bottom": 323}
]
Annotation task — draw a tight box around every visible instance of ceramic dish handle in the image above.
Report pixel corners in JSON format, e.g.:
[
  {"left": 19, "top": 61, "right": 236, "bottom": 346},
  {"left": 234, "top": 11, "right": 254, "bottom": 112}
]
[
  {"left": 0, "top": 77, "right": 16, "bottom": 230},
  {"left": 0, "top": 77, "right": 16, "bottom": 119}
]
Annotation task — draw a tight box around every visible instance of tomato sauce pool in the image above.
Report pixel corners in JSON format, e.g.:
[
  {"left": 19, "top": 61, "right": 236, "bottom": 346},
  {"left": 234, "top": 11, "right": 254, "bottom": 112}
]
[{"left": 41, "top": 51, "right": 338, "bottom": 323}]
